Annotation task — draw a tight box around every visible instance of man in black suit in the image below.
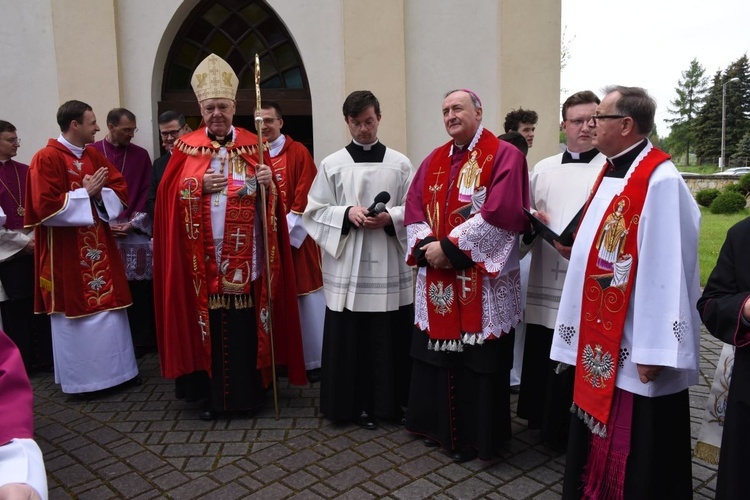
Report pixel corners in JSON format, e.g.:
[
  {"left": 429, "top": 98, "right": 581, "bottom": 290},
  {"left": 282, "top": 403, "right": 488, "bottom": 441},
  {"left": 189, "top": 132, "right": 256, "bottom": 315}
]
[{"left": 145, "top": 111, "right": 190, "bottom": 219}]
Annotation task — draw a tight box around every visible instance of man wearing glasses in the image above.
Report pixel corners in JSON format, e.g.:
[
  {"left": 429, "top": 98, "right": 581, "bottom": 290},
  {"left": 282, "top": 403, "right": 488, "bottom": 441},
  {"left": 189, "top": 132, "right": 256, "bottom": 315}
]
[
  {"left": 92, "top": 108, "right": 155, "bottom": 357},
  {"left": 549, "top": 86, "right": 701, "bottom": 498},
  {"left": 0, "top": 121, "right": 53, "bottom": 374},
  {"left": 146, "top": 111, "right": 190, "bottom": 220},
  {"left": 517, "top": 90, "right": 604, "bottom": 450},
  {"left": 259, "top": 102, "right": 325, "bottom": 384},
  {"left": 304, "top": 90, "right": 415, "bottom": 431}
]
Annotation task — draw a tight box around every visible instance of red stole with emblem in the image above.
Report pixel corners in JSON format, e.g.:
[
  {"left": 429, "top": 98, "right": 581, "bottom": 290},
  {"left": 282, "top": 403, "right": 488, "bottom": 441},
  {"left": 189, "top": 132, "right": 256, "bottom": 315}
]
[
  {"left": 573, "top": 148, "right": 670, "bottom": 431},
  {"left": 419, "top": 130, "right": 500, "bottom": 342}
]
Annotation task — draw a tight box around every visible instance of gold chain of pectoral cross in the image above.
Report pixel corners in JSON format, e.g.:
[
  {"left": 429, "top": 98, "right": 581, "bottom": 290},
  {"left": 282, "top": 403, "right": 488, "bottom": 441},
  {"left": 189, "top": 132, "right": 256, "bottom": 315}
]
[
  {"left": 0, "top": 161, "right": 25, "bottom": 216},
  {"left": 214, "top": 150, "right": 229, "bottom": 206}
]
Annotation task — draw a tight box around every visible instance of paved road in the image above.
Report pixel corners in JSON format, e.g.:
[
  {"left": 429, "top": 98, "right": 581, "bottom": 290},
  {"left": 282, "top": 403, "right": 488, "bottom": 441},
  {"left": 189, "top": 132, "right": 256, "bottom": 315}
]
[{"left": 33, "top": 332, "right": 722, "bottom": 499}]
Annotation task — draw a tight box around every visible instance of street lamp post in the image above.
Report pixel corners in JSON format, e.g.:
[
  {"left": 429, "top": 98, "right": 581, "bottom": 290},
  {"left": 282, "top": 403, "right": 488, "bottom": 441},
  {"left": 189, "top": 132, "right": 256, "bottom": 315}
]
[{"left": 720, "top": 77, "right": 740, "bottom": 171}]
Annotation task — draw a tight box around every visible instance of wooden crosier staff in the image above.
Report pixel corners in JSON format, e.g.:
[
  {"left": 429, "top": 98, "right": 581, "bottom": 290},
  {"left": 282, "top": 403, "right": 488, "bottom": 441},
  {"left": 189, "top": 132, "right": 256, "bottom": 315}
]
[{"left": 254, "top": 53, "right": 280, "bottom": 420}]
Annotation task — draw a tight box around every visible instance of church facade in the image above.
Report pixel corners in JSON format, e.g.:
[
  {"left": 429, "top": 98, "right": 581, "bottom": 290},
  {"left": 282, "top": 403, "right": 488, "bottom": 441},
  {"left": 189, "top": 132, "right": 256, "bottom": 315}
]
[{"left": 3, "top": 0, "right": 561, "bottom": 166}]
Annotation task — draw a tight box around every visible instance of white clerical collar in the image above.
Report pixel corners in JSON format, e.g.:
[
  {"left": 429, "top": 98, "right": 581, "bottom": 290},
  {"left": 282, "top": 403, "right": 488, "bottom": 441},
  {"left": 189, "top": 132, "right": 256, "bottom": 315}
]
[
  {"left": 57, "top": 134, "right": 86, "bottom": 158},
  {"left": 204, "top": 126, "right": 236, "bottom": 143},
  {"left": 268, "top": 134, "right": 286, "bottom": 158},
  {"left": 608, "top": 139, "right": 646, "bottom": 161},
  {"left": 353, "top": 138, "right": 379, "bottom": 151},
  {"left": 566, "top": 149, "right": 581, "bottom": 160},
  {"left": 449, "top": 125, "right": 484, "bottom": 156}
]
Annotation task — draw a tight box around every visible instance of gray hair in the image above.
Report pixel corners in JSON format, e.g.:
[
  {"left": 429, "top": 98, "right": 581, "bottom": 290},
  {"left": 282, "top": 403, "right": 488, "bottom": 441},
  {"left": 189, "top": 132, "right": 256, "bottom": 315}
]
[
  {"left": 602, "top": 85, "right": 656, "bottom": 136},
  {"left": 444, "top": 89, "right": 482, "bottom": 109}
]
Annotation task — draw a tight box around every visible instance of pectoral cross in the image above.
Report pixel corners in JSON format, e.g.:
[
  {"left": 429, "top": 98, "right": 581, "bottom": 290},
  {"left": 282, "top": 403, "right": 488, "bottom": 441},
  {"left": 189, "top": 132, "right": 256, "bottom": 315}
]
[
  {"left": 231, "top": 227, "right": 246, "bottom": 252},
  {"left": 551, "top": 261, "right": 567, "bottom": 281},
  {"left": 456, "top": 270, "right": 472, "bottom": 298},
  {"left": 361, "top": 252, "right": 379, "bottom": 270}
]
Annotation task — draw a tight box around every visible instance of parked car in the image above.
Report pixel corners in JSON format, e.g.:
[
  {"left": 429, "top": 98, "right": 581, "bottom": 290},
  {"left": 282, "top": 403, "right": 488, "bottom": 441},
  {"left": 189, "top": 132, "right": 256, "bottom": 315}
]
[{"left": 713, "top": 167, "right": 750, "bottom": 176}]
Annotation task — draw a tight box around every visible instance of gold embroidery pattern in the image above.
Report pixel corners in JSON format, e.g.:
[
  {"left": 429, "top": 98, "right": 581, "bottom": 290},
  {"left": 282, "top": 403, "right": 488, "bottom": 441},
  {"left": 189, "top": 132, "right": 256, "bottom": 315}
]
[{"left": 79, "top": 224, "right": 114, "bottom": 308}]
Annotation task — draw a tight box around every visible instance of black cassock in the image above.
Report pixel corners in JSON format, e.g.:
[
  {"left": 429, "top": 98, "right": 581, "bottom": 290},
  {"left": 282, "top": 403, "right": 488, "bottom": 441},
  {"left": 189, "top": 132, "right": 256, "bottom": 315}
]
[{"left": 698, "top": 216, "right": 750, "bottom": 500}]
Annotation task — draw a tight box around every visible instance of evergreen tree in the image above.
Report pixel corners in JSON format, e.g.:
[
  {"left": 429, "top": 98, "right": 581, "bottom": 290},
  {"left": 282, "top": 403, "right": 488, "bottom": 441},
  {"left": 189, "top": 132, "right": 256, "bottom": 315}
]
[
  {"left": 666, "top": 58, "right": 708, "bottom": 166},
  {"left": 694, "top": 55, "right": 750, "bottom": 165},
  {"left": 724, "top": 55, "right": 750, "bottom": 160},
  {"left": 732, "top": 131, "right": 750, "bottom": 165}
]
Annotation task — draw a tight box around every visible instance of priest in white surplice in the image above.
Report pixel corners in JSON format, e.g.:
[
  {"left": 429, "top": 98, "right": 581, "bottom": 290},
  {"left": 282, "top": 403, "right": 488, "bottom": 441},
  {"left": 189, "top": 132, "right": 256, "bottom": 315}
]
[
  {"left": 517, "top": 90, "right": 604, "bottom": 450},
  {"left": 303, "top": 91, "right": 415, "bottom": 430},
  {"left": 24, "top": 100, "right": 139, "bottom": 395},
  {"left": 549, "top": 86, "right": 700, "bottom": 499}
]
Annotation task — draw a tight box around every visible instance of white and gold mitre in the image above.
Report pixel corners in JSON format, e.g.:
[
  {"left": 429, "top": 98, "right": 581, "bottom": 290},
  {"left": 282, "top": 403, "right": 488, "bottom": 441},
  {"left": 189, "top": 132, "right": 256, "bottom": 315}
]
[{"left": 191, "top": 53, "right": 239, "bottom": 102}]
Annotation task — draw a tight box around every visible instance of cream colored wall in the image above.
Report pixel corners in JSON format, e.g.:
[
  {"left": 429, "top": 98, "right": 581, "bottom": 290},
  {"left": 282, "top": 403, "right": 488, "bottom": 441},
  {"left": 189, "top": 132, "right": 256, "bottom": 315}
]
[
  {"left": 1, "top": 1, "right": 61, "bottom": 164},
  {"left": 117, "top": 0, "right": 348, "bottom": 163},
  {"left": 404, "top": 1, "right": 502, "bottom": 166},
  {"left": 341, "top": 0, "right": 408, "bottom": 155},
  {"left": 114, "top": 0, "right": 189, "bottom": 160},
  {"left": 51, "top": 0, "right": 121, "bottom": 146},
  {"left": 1, "top": 0, "right": 561, "bottom": 169},
  {"left": 499, "top": 0, "right": 562, "bottom": 167},
  {"left": 267, "top": 0, "right": 347, "bottom": 162}
]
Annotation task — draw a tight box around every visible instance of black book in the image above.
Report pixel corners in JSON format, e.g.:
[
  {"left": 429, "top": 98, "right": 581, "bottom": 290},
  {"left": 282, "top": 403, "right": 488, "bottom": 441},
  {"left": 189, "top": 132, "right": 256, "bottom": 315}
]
[{"left": 524, "top": 205, "right": 585, "bottom": 247}]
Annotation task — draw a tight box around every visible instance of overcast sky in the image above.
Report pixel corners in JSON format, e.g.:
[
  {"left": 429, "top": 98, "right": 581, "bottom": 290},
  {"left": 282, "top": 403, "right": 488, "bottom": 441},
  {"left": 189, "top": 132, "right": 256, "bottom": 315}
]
[{"left": 561, "top": 0, "right": 750, "bottom": 136}]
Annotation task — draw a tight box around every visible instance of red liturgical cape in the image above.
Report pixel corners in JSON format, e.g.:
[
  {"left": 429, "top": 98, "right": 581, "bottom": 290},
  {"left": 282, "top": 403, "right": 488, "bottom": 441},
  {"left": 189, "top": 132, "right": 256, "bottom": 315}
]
[
  {"left": 24, "top": 140, "right": 132, "bottom": 317},
  {"left": 269, "top": 136, "right": 323, "bottom": 295},
  {"left": 153, "top": 127, "right": 306, "bottom": 386}
]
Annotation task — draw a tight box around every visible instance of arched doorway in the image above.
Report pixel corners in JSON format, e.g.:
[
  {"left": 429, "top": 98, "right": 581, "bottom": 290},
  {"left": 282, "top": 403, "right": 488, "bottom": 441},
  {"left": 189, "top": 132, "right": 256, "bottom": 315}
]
[{"left": 158, "top": 0, "right": 313, "bottom": 154}]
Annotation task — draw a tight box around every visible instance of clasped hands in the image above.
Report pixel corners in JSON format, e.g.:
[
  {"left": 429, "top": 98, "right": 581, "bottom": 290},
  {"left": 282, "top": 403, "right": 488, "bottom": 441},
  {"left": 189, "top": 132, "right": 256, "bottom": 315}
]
[
  {"left": 419, "top": 241, "right": 451, "bottom": 269},
  {"left": 348, "top": 206, "right": 392, "bottom": 230},
  {"left": 202, "top": 164, "right": 272, "bottom": 194}
]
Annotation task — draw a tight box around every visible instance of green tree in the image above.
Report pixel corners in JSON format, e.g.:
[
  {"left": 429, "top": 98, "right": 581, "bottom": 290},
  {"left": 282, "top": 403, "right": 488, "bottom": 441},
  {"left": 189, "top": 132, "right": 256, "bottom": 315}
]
[
  {"left": 666, "top": 58, "right": 708, "bottom": 166},
  {"left": 732, "top": 131, "right": 750, "bottom": 166},
  {"left": 695, "top": 55, "right": 750, "bottom": 164}
]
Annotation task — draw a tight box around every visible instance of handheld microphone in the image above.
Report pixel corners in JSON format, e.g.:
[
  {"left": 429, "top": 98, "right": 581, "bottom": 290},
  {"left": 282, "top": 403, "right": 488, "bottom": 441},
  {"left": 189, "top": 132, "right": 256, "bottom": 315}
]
[
  {"left": 366, "top": 202, "right": 387, "bottom": 217},
  {"left": 366, "top": 191, "right": 391, "bottom": 212}
]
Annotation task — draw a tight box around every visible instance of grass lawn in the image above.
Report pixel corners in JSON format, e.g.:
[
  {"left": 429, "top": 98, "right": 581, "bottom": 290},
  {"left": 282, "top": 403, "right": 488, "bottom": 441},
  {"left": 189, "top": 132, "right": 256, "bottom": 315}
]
[{"left": 699, "top": 207, "right": 748, "bottom": 285}]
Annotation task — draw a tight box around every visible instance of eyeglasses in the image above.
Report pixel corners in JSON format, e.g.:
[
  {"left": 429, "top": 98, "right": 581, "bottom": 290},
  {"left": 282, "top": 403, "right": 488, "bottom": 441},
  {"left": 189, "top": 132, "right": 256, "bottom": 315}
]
[
  {"left": 2, "top": 137, "right": 20, "bottom": 145},
  {"left": 160, "top": 129, "right": 183, "bottom": 139},
  {"left": 566, "top": 119, "right": 586, "bottom": 127},
  {"left": 587, "top": 114, "right": 626, "bottom": 125},
  {"left": 261, "top": 118, "right": 278, "bottom": 125},
  {"left": 117, "top": 127, "right": 138, "bottom": 134},
  {"left": 349, "top": 118, "right": 378, "bottom": 129}
]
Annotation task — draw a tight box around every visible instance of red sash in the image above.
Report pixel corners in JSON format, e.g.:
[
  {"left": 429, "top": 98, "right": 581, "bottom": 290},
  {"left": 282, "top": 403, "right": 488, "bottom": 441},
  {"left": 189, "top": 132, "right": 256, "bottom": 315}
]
[
  {"left": 420, "top": 130, "right": 499, "bottom": 345},
  {"left": 573, "top": 148, "right": 670, "bottom": 433}
]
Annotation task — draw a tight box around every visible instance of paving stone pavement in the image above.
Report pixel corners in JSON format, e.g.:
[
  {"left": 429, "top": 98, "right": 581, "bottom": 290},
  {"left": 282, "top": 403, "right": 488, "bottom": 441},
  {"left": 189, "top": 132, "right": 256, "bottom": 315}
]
[{"left": 32, "top": 330, "right": 722, "bottom": 499}]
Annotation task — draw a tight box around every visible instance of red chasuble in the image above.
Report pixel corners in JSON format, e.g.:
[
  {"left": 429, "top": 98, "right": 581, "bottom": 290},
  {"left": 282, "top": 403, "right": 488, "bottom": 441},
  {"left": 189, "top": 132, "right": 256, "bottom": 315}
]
[
  {"left": 24, "top": 140, "right": 132, "bottom": 317},
  {"left": 153, "top": 127, "right": 306, "bottom": 386},
  {"left": 269, "top": 136, "right": 323, "bottom": 295}
]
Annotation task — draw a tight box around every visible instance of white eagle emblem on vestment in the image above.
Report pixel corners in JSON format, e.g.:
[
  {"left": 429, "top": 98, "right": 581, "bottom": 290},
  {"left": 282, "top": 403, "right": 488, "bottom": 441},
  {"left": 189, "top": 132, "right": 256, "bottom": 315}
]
[
  {"left": 428, "top": 281, "right": 454, "bottom": 315},
  {"left": 582, "top": 344, "right": 615, "bottom": 388}
]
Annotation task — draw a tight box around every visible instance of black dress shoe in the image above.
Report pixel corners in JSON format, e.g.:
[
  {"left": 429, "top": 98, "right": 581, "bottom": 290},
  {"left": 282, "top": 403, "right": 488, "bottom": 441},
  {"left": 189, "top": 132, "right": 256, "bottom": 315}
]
[
  {"left": 357, "top": 413, "right": 377, "bottom": 430},
  {"left": 451, "top": 447, "right": 478, "bottom": 463},
  {"left": 306, "top": 368, "right": 321, "bottom": 383},
  {"left": 423, "top": 438, "right": 439, "bottom": 448},
  {"left": 199, "top": 409, "right": 218, "bottom": 421}
]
